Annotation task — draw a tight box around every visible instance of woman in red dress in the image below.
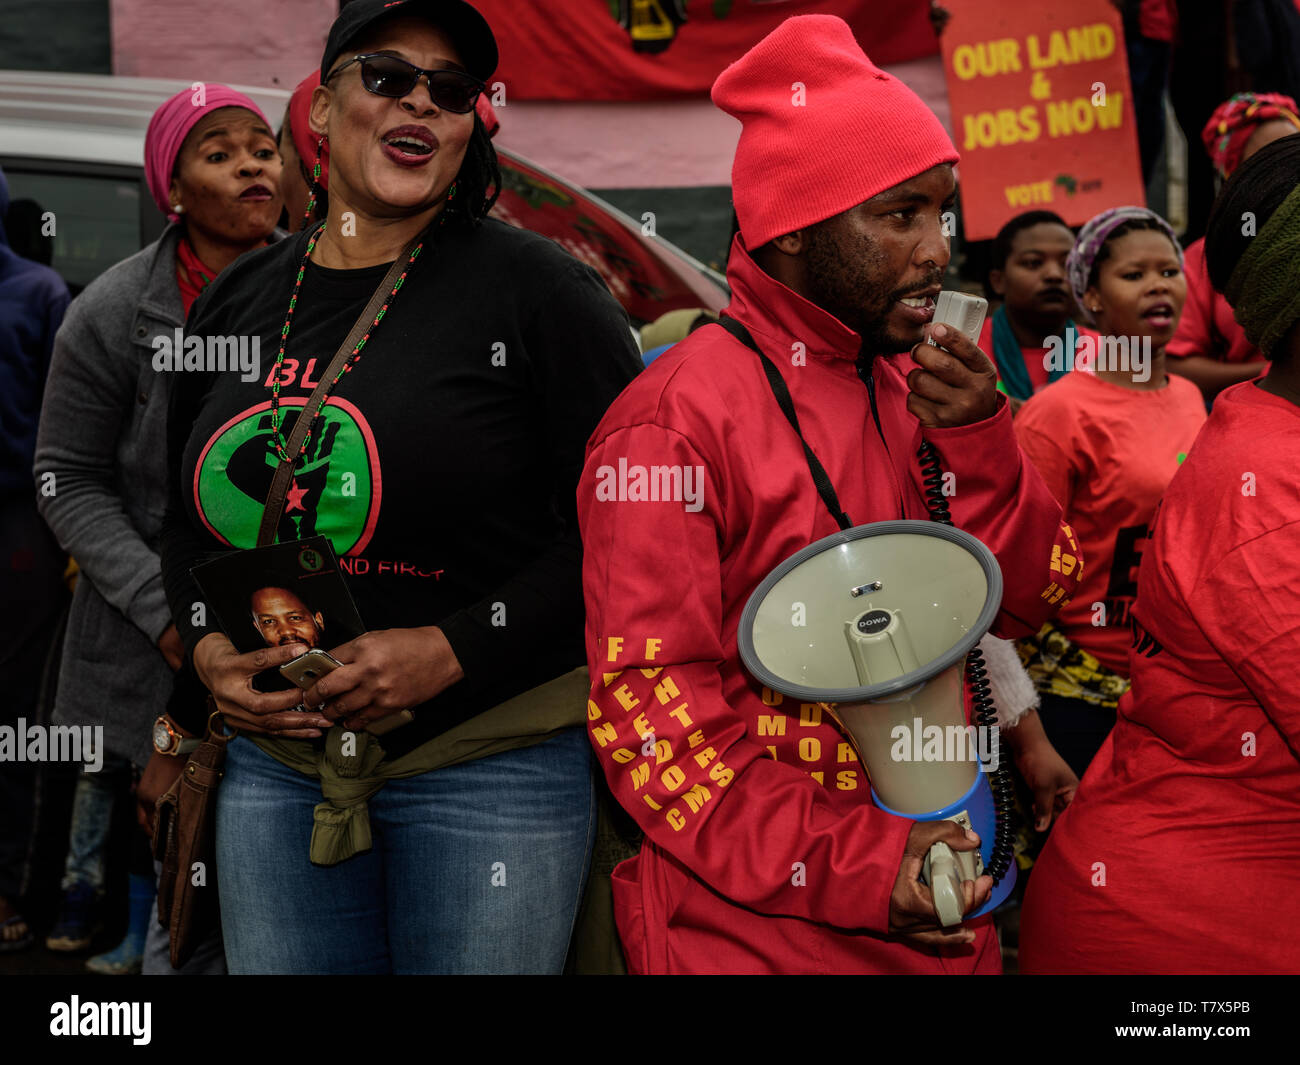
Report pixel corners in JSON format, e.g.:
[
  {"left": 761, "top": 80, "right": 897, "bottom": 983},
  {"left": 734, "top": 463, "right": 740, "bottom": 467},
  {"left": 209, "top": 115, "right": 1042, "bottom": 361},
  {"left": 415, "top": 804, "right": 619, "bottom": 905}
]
[{"left": 1019, "top": 135, "right": 1300, "bottom": 974}]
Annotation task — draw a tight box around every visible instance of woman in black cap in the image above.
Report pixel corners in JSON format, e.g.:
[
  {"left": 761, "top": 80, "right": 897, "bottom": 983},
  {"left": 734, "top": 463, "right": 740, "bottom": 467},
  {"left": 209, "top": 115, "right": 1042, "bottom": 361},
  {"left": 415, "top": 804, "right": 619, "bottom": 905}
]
[{"left": 159, "top": 0, "right": 641, "bottom": 973}]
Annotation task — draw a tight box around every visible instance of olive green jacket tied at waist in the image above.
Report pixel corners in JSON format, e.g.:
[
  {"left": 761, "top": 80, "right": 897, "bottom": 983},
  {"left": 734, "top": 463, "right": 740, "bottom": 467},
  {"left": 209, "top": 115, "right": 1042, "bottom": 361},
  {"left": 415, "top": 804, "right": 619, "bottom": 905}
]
[{"left": 250, "top": 666, "right": 590, "bottom": 865}]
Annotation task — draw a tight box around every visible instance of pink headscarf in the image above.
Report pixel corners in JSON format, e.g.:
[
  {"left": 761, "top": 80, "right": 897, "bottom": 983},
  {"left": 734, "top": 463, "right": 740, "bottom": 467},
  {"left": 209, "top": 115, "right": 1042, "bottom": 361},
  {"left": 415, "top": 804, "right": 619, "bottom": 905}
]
[{"left": 145, "top": 85, "right": 271, "bottom": 221}]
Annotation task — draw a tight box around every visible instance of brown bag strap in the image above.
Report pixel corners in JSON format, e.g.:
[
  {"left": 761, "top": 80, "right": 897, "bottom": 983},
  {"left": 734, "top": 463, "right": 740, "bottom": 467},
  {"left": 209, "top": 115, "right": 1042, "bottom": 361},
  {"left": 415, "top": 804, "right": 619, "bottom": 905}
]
[
  {"left": 201, "top": 695, "right": 237, "bottom": 748},
  {"left": 257, "top": 230, "right": 424, "bottom": 548}
]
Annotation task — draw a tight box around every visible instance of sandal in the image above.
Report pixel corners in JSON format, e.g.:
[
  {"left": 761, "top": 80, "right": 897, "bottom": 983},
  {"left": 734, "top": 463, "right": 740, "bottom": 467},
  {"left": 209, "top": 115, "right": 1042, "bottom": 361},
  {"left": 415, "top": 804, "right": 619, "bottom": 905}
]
[{"left": 0, "top": 913, "right": 34, "bottom": 953}]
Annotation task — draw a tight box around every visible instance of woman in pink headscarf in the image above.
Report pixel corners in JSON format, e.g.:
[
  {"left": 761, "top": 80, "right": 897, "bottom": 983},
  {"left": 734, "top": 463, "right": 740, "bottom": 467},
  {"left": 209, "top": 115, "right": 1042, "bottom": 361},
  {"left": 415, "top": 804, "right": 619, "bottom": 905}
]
[
  {"left": 142, "top": 86, "right": 286, "bottom": 314},
  {"left": 32, "top": 85, "right": 282, "bottom": 975}
]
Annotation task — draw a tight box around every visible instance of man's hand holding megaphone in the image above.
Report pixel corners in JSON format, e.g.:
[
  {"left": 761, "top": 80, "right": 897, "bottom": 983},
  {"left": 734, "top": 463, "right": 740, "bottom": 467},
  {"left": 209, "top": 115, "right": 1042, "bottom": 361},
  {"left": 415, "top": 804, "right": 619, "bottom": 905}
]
[{"left": 889, "top": 820, "right": 992, "bottom": 946}]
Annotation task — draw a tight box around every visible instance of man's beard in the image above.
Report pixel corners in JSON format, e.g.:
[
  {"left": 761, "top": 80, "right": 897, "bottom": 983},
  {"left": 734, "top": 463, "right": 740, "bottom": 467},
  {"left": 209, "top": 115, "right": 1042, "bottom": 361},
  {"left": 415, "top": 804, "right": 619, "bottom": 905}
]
[
  {"left": 277, "top": 628, "right": 320, "bottom": 648},
  {"left": 803, "top": 222, "right": 940, "bottom": 354}
]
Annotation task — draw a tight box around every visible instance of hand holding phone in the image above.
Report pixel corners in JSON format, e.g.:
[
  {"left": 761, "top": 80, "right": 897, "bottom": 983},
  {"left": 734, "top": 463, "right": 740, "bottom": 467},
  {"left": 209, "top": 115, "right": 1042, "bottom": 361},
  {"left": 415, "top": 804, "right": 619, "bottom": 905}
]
[
  {"left": 283, "top": 645, "right": 417, "bottom": 736},
  {"left": 280, "top": 648, "right": 344, "bottom": 690},
  {"left": 191, "top": 634, "right": 333, "bottom": 739}
]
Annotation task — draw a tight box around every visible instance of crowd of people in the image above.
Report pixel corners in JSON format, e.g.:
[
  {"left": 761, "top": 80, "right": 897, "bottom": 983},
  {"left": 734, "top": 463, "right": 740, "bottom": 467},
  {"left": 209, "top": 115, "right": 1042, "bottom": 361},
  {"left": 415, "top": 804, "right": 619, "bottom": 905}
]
[{"left": 1, "top": 0, "right": 1297, "bottom": 975}]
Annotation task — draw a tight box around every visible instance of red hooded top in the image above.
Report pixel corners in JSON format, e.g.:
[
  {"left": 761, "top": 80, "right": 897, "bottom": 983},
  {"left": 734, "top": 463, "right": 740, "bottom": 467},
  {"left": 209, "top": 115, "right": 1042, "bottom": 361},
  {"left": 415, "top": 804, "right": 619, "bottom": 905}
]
[
  {"left": 577, "top": 235, "right": 1082, "bottom": 974},
  {"left": 1019, "top": 382, "right": 1300, "bottom": 974}
]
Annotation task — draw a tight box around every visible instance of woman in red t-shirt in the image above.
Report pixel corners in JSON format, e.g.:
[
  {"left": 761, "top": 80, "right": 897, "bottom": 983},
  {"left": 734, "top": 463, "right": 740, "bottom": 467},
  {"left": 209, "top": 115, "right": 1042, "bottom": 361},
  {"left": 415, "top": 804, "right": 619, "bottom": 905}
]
[
  {"left": 1020, "top": 136, "right": 1300, "bottom": 974},
  {"left": 1014, "top": 207, "right": 1206, "bottom": 779}
]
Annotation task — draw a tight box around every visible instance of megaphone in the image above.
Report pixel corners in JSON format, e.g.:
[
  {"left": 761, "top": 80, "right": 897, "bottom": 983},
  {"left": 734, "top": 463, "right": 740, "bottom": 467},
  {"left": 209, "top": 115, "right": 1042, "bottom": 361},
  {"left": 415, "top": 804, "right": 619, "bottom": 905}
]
[{"left": 738, "top": 519, "right": 1016, "bottom": 926}]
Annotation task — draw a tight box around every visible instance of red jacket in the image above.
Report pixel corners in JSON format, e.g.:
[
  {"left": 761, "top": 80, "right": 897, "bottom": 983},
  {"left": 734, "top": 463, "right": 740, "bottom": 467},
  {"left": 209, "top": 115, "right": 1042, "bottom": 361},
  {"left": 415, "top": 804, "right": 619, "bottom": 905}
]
[{"left": 577, "top": 236, "right": 1081, "bottom": 974}]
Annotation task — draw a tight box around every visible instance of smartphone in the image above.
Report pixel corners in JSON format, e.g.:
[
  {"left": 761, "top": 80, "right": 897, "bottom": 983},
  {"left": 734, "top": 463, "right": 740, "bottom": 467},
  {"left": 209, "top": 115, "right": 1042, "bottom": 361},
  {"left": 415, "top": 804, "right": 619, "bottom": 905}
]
[
  {"left": 932, "top": 291, "right": 988, "bottom": 345},
  {"left": 279, "top": 648, "right": 343, "bottom": 690},
  {"left": 279, "top": 649, "right": 415, "bottom": 736}
]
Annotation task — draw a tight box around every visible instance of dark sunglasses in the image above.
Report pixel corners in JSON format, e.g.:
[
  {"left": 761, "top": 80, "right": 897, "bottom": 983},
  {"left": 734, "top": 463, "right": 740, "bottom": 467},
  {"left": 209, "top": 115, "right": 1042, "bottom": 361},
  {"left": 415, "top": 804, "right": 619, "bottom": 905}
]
[{"left": 328, "top": 54, "right": 484, "bottom": 113}]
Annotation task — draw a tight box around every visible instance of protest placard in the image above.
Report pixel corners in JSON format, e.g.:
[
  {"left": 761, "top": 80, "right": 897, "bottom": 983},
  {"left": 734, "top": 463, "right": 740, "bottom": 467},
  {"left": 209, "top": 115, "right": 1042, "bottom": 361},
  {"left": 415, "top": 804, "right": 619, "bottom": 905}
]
[{"left": 939, "top": 0, "right": 1146, "bottom": 240}]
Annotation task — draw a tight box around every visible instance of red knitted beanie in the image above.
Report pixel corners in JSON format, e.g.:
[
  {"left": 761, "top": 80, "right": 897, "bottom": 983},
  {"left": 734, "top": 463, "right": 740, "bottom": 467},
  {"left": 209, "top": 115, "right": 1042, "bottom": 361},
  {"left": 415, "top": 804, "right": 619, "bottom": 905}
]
[{"left": 712, "top": 14, "right": 958, "bottom": 248}]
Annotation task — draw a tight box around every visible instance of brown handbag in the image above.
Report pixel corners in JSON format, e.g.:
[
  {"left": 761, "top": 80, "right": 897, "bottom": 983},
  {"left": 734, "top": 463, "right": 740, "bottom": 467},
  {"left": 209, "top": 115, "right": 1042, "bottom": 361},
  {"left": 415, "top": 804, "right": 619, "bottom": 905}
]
[
  {"left": 152, "top": 699, "right": 236, "bottom": 968},
  {"left": 151, "top": 233, "right": 425, "bottom": 967}
]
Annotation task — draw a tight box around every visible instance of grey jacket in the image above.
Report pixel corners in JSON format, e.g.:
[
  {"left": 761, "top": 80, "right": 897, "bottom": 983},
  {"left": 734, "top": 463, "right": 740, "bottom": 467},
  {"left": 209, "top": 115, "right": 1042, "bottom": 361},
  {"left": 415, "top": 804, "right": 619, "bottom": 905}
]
[{"left": 34, "top": 222, "right": 187, "bottom": 768}]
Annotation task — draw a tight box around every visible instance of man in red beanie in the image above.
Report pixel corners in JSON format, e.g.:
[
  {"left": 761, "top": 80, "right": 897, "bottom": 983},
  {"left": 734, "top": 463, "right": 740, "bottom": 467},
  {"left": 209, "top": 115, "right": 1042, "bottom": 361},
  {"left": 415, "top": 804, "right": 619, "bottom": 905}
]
[{"left": 577, "top": 14, "right": 1080, "bottom": 974}]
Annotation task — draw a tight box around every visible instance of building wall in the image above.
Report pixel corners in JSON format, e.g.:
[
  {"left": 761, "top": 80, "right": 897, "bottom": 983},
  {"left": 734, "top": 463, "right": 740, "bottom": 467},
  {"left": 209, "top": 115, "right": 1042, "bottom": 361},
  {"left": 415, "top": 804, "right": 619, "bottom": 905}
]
[
  {"left": 109, "top": 0, "right": 336, "bottom": 92},
  {"left": 0, "top": 0, "right": 111, "bottom": 73}
]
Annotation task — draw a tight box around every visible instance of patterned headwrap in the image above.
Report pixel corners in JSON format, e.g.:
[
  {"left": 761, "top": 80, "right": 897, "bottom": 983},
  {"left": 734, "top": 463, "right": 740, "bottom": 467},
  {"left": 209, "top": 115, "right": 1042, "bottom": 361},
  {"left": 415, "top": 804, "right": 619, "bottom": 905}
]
[
  {"left": 1201, "top": 92, "right": 1300, "bottom": 180},
  {"left": 1066, "top": 206, "right": 1183, "bottom": 326}
]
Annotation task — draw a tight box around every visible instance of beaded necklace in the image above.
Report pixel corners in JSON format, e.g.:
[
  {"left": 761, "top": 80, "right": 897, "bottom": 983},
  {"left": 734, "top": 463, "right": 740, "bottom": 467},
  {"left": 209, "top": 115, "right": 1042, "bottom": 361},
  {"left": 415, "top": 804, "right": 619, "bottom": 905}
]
[{"left": 267, "top": 220, "right": 425, "bottom": 463}]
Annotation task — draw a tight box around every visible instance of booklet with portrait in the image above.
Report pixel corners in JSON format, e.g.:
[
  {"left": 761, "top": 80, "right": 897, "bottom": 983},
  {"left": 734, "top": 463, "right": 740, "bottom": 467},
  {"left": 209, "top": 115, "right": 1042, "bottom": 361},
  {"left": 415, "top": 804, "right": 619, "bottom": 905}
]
[{"left": 191, "top": 536, "right": 365, "bottom": 694}]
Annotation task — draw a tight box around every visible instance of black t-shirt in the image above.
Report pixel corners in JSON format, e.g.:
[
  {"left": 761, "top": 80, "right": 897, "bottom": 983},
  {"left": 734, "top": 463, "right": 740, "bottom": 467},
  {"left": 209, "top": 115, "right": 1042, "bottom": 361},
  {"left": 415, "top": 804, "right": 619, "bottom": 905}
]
[{"left": 159, "top": 217, "right": 641, "bottom": 758}]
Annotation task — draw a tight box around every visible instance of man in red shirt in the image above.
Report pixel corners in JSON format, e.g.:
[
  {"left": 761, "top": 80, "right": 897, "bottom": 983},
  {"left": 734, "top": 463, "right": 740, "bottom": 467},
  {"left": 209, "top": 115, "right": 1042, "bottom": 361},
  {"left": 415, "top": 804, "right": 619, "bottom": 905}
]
[
  {"left": 577, "top": 15, "right": 1081, "bottom": 974},
  {"left": 979, "top": 210, "right": 1101, "bottom": 413}
]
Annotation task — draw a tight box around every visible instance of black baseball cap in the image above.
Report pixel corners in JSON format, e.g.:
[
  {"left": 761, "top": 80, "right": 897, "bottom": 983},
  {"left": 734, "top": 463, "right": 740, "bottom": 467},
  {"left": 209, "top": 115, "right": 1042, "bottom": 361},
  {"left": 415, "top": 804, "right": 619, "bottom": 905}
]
[{"left": 320, "top": 0, "right": 499, "bottom": 84}]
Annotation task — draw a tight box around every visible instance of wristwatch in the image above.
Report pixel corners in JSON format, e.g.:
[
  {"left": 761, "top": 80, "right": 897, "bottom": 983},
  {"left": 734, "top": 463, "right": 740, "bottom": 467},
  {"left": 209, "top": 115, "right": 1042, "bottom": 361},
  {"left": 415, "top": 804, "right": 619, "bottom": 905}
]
[{"left": 152, "top": 715, "right": 201, "bottom": 757}]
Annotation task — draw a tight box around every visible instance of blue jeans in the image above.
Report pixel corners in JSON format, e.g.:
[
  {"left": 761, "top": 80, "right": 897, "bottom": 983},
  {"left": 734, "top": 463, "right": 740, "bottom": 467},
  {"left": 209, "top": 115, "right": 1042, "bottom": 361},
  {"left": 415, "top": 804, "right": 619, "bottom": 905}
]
[
  {"left": 61, "top": 755, "right": 133, "bottom": 892},
  {"left": 142, "top": 861, "right": 228, "bottom": 975},
  {"left": 215, "top": 727, "right": 596, "bottom": 974}
]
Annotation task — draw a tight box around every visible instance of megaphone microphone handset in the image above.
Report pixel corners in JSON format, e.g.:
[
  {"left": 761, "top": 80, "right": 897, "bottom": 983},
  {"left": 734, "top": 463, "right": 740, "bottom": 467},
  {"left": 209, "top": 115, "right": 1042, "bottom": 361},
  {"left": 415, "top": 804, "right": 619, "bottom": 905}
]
[{"left": 930, "top": 291, "right": 989, "bottom": 349}]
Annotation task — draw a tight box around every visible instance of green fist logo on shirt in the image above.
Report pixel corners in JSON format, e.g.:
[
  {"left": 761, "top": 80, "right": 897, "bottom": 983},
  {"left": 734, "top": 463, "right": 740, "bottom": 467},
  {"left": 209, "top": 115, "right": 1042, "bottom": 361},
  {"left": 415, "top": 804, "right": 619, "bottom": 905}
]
[{"left": 193, "top": 397, "right": 380, "bottom": 554}]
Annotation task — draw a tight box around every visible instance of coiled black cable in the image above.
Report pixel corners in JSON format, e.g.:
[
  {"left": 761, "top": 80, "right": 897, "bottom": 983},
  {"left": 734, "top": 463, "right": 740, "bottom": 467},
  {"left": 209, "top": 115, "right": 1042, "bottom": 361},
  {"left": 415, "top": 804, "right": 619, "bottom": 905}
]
[
  {"left": 917, "top": 439, "right": 1016, "bottom": 884},
  {"left": 918, "top": 439, "right": 954, "bottom": 524}
]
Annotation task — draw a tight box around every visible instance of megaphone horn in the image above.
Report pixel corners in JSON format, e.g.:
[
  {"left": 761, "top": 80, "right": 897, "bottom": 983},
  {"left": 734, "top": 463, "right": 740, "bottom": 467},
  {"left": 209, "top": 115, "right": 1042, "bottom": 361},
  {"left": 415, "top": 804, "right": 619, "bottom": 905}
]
[{"left": 738, "top": 520, "right": 1016, "bottom": 926}]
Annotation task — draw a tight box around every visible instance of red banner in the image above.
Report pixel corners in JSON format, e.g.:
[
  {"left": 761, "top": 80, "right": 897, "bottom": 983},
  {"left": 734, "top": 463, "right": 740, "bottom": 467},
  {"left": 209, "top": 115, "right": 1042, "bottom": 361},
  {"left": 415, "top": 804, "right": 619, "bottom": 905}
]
[
  {"left": 471, "top": 0, "right": 938, "bottom": 101},
  {"left": 938, "top": 0, "right": 1145, "bottom": 241}
]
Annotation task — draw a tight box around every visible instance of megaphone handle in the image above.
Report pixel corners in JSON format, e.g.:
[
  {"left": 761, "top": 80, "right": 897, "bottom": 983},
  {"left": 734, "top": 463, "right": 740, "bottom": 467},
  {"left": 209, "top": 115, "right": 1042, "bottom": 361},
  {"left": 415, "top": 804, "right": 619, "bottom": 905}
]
[{"left": 925, "top": 841, "right": 965, "bottom": 927}]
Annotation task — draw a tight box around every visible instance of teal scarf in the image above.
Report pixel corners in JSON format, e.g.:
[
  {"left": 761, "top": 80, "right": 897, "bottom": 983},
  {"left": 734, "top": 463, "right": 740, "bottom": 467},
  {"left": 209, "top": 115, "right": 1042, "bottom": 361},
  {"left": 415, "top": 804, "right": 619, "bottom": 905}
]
[{"left": 991, "top": 305, "right": 1075, "bottom": 401}]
